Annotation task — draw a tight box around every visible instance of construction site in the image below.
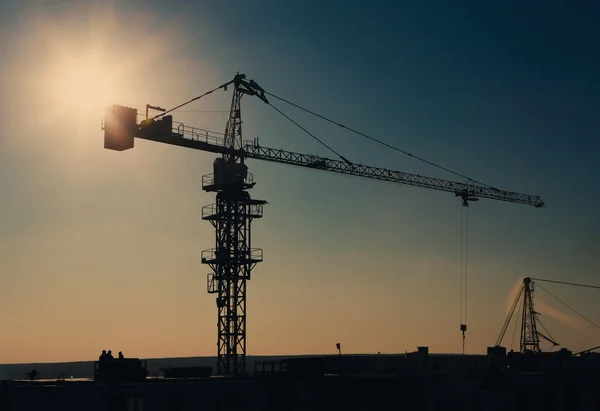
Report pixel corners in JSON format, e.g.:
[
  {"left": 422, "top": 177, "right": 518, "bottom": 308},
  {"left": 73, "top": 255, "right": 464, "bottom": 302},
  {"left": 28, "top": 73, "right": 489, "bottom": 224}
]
[{"left": 1, "top": 74, "right": 599, "bottom": 410}]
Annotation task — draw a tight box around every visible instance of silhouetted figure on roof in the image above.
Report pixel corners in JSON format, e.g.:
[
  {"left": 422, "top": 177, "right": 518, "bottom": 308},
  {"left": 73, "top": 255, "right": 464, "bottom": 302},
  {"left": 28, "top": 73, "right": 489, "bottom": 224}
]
[
  {"left": 106, "top": 350, "right": 114, "bottom": 360},
  {"left": 26, "top": 369, "right": 39, "bottom": 380},
  {"left": 118, "top": 351, "right": 124, "bottom": 359},
  {"left": 99, "top": 350, "right": 107, "bottom": 361}
]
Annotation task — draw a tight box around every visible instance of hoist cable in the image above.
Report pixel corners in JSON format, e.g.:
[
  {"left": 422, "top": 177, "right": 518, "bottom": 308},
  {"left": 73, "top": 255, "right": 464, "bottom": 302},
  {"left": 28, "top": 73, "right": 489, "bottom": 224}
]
[
  {"left": 460, "top": 206, "right": 464, "bottom": 326},
  {"left": 465, "top": 207, "right": 469, "bottom": 325}
]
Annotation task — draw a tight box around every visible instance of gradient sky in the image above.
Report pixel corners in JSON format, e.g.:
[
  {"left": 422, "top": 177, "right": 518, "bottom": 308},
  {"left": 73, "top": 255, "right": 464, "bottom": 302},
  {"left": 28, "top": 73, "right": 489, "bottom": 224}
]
[{"left": 1, "top": 1, "right": 599, "bottom": 364}]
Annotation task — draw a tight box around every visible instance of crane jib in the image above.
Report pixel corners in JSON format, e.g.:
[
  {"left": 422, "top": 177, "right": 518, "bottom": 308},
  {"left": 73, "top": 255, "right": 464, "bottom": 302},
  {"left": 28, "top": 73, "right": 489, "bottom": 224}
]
[
  {"left": 101, "top": 104, "right": 545, "bottom": 208},
  {"left": 241, "top": 143, "right": 545, "bottom": 207}
]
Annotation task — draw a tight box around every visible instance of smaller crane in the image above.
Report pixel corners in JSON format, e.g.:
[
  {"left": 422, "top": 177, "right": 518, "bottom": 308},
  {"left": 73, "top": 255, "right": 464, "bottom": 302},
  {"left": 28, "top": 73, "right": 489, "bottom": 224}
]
[
  {"left": 496, "top": 277, "right": 559, "bottom": 353},
  {"left": 497, "top": 277, "right": 600, "bottom": 354}
]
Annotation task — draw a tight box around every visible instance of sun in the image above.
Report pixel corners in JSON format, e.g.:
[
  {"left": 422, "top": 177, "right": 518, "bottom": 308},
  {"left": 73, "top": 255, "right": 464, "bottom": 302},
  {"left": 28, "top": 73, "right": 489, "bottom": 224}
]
[
  {"left": 21, "top": 2, "right": 207, "bottom": 133},
  {"left": 44, "top": 50, "right": 118, "bottom": 121}
]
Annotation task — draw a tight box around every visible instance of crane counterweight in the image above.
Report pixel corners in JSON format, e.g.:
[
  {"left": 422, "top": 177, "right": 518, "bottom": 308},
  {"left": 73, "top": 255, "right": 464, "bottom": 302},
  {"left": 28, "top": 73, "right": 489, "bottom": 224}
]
[{"left": 102, "top": 105, "right": 137, "bottom": 151}]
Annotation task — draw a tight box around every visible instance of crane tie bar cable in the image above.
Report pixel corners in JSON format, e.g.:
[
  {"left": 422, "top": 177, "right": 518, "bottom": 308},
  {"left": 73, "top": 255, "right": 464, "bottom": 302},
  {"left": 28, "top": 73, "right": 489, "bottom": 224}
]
[
  {"left": 530, "top": 278, "right": 600, "bottom": 290},
  {"left": 534, "top": 282, "right": 600, "bottom": 332},
  {"left": 267, "top": 102, "right": 352, "bottom": 164},
  {"left": 153, "top": 79, "right": 235, "bottom": 119},
  {"left": 510, "top": 295, "right": 523, "bottom": 350},
  {"left": 264, "top": 91, "right": 495, "bottom": 189}
]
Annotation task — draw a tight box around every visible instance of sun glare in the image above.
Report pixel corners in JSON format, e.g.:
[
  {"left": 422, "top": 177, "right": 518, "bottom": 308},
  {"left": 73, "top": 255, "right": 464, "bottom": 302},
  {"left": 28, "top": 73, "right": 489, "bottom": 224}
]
[
  {"left": 19, "top": 2, "right": 208, "bottom": 132},
  {"left": 45, "top": 51, "right": 118, "bottom": 120}
]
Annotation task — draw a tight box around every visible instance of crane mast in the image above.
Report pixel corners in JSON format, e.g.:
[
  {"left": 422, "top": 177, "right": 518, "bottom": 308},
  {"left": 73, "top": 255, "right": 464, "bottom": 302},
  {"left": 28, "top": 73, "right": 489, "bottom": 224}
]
[
  {"left": 101, "top": 73, "right": 545, "bottom": 377},
  {"left": 201, "top": 75, "right": 269, "bottom": 377},
  {"left": 520, "top": 277, "right": 542, "bottom": 352}
]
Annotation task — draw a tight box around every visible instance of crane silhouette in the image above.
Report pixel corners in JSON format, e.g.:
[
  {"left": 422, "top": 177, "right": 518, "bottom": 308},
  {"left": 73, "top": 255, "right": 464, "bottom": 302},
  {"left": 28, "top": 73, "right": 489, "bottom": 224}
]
[
  {"left": 102, "top": 73, "right": 544, "bottom": 377},
  {"left": 496, "top": 277, "right": 559, "bottom": 353}
]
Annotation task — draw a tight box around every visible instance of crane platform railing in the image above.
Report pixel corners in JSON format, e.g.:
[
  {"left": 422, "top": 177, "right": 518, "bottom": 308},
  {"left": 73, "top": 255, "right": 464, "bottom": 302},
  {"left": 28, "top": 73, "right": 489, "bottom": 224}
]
[
  {"left": 201, "top": 172, "right": 255, "bottom": 188},
  {"left": 201, "top": 248, "right": 264, "bottom": 264},
  {"left": 102, "top": 110, "right": 227, "bottom": 147},
  {"left": 201, "top": 203, "right": 264, "bottom": 220},
  {"left": 170, "top": 120, "right": 225, "bottom": 146}
]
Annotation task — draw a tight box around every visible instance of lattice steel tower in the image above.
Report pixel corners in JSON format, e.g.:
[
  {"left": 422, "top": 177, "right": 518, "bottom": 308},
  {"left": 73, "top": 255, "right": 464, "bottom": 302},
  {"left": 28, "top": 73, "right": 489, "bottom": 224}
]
[
  {"left": 201, "top": 74, "right": 268, "bottom": 377},
  {"left": 520, "top": 277, "right": 541, "bottom": 353},
  {"left": 519, "top": 277, "right": 558, "bottom": 353}
]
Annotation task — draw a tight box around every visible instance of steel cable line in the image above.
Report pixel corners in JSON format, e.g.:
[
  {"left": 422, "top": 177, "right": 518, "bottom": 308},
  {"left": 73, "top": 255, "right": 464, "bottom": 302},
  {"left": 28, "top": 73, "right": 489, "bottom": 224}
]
[
  {"left": 534, "top": 282, "right": 600, "bottom": 332},
  {"left": 266, "top": 102, "right": 351, "bottom": 164},
  {"left": 264, "top": 90, "right": 495, "bottom": 188},
  {"left": 153, "top": 80, "right": 235, "bottom": 119},
  {"left": 531, "top": 278, "right": 600, "bottom": 290}
]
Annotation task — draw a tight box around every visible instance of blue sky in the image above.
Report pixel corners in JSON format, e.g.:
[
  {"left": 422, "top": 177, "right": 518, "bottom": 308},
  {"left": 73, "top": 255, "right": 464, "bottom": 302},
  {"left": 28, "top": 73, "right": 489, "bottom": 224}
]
[{"left": 0, "top": 1, "right": 599, "bottom": 363}]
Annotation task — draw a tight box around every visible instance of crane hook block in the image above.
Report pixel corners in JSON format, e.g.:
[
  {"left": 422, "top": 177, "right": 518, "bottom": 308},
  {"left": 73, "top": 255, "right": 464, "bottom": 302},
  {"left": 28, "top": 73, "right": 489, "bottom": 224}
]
[{"left": 103, "top": 105, "right": 137, "bottom": 151}]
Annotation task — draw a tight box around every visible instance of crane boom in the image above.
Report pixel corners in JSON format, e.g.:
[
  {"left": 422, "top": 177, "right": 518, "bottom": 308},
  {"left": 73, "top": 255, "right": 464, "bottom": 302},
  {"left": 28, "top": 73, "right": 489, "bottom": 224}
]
[
  {"left": 242, "top": 143, "right": 544, "bottom": 207},
  {"left": 111, "top": 113, "right": 545, "bottom": 208}
]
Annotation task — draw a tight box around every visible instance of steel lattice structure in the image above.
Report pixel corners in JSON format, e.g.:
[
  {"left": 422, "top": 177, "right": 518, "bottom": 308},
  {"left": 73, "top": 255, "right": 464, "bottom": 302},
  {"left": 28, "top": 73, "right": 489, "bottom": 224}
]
[
  {"left": 496, "top": 277, "right": 559, "bottom": 353},
  {"left": 520, "top": 277, "right": 541, "bottom": 353},
  {"left": 200, "top": 76, "right": 269, "bottom": 376},
  {"left": 201, "top": 185, "right": 265, "bottom": 376}
]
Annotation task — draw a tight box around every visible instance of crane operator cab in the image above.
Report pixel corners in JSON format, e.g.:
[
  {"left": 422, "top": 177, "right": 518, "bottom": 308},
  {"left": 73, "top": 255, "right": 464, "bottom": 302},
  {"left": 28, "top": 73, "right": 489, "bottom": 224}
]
[
  {"left": 102, "top": 104, "right": 173, "bottom": 151},
  {"left": 213, "top": 157, "right": 250, "bottom": 188}
]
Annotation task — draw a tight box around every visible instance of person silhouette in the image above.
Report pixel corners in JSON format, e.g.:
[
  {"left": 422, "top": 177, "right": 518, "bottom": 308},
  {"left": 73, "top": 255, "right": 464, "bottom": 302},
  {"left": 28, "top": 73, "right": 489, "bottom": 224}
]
[
  {"left": 118, "top": 351, "right": 124, "bottom": 359},
  {"left": 106, "top": 350, "right": 114, "bottom": 360},
  {"left": 99, "top": 350, "right": 107, "bottom": 361},
  {"left": 26, "top": 369, "right": 39, "bottom": 380}
]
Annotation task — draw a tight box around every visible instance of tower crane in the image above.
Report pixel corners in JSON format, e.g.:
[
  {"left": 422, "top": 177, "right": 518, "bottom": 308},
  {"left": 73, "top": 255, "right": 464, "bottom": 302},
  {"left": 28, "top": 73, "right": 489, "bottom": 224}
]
[
  {"left": 101, "top": 73, "right": 545, "bottom": 377},
  {"left": 496, "top": 277, "right": 559, "bottom": 353},
  {"left": 496, "top": 277, "right": 600, "bottom": 354}
]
